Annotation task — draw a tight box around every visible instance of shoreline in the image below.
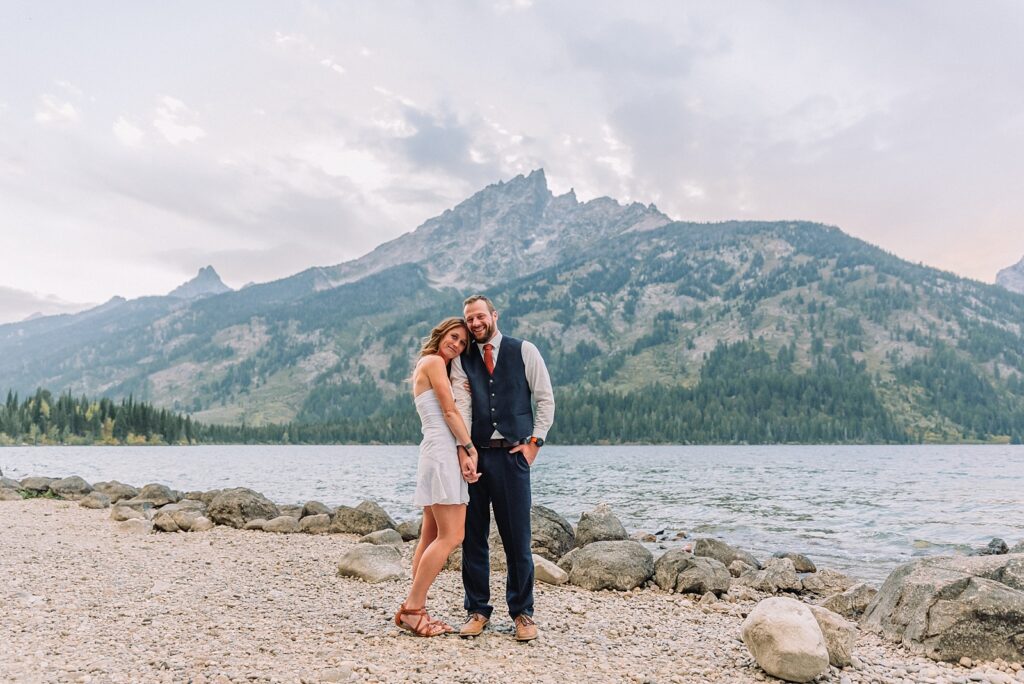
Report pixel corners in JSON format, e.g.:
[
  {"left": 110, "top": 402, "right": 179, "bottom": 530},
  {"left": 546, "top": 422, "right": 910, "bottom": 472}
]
[
  {"left": 0, "top": 497, "right": 1002, "bottom": 684},
  {"left": 3, "top": 477, "right": 1023, "bottom": 683}
]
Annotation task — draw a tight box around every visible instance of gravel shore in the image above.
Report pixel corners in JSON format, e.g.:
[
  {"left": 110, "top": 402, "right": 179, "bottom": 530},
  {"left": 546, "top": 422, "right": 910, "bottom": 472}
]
[{"left": 2, "top": 499, "right": 1020, "bottom": 684}]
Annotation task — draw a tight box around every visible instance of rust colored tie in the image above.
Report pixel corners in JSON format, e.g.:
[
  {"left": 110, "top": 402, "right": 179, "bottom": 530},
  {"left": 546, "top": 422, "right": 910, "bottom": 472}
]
[{"left": 483, "top": 343, "right": 495, "bottom": 375}]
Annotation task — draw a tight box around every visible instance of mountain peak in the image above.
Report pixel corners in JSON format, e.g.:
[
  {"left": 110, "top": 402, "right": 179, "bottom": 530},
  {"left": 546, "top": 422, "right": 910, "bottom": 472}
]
[
  {"left": 997, "top": 256, "right": 1024, "bottom": 294},
  {"left": 168, "top": 266, "right": 232, "bottom": 300}
]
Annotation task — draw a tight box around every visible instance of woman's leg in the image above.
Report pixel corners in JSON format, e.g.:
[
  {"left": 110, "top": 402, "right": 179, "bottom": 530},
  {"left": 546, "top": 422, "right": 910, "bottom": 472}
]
[
  {"left": 403, "top": 503, "right": 466, "bottom": 613},
  {"left": 411, "top": 507, "right": 438, "bottom": 582}
]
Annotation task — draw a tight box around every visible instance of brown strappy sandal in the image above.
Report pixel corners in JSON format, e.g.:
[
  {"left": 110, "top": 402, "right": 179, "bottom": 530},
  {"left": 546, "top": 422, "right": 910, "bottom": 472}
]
[{"left": 394, "top": 603, "right": 453, "bottom": 637}]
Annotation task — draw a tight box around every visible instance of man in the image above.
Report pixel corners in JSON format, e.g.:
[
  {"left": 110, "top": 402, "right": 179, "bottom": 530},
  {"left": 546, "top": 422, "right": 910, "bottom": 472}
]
[{"left": 450, "top": 294, "right": 555, "bottom": 642}]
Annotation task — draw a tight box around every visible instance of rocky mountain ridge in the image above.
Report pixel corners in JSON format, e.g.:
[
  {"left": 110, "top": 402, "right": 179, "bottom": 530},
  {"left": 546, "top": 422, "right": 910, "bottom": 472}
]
[{"left": 996, "top": 257, "right": 1024, "bottom": 294}]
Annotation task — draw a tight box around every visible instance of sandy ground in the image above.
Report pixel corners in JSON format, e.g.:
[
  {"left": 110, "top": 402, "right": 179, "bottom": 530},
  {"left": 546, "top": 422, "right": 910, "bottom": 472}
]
[{"left": 2, "top": 498, "right": 1019, "bottom": 684}]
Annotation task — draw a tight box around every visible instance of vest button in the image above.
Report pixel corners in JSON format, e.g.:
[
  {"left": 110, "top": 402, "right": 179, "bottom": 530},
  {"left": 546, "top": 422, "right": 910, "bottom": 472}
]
[
  {"left": 492, "top": 421, "right": 497, "bottom": 427},
  {"left": 490, "top": 407, "right": 495, "bottom": 411},
  {"left": 490, "top": 393, "right": 495, "bottom": 398}
]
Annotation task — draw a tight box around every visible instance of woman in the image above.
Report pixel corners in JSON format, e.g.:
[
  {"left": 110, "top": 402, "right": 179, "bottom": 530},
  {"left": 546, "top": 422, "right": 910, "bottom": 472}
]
[{"left": 395, "top": 317, "right": 480, "bottom": 637}]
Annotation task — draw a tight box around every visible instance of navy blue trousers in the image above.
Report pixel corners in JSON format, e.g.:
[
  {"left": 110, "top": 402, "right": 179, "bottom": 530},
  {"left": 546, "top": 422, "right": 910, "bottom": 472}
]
[{"left": 462, "top": 446, "right": 534, "bottom": 618}]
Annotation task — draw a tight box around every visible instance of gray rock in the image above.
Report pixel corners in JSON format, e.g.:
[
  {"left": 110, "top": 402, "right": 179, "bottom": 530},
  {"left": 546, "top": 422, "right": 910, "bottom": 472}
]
[
  {"left": 821, "top": 583, "right": 878, "bottom": 619},
  {"left": 117, "top": 518, "right": 155, "bottom": 535},
  {"left": 110, "top": 504, "right": 147, "bottom": 522},
  {"left": 48, "top": 476, "right": 93, "bottom": 500},
  {"left": 199, "top": 489, "right": 222, "bottom": 507},
  {"left": 132, "top": 483, "right": 179, "bottom": 506},
  {"left": 299, "top": 513, "right": 332, "bottom": 534},
  {"left": 158, "top": 500, "right": 207, "bottom": 515},
  {"left": 19, "top": 476, "right": 56, "bottom": 493},
  {"left": 0, "top": 476, "right": 22, "bottom": 490},
  {"left": 558, "top": 547, "right": 581, "bottom": 573},
  {"left": 190, "top": 516, "right": 215, "bottom": 532},
  {"left": 278, "top": 504, "right": 303, "bottom": 519},
  {"left": 243, "top": 519, "right": 268, "bottom": 531},
  {"left": 170, "top": 510, "right": 204, "bottom": 532},
  {"left": 182, "top": 490, "right": 206, "bottom": 501},
  {"left": 575, "top": 503, "right": 628, "bottom": 547},
  {"left": 531, "top": 505, "right": 575, "bottom": 560},
  {"left": 693, "top": 537, "right": 761, "bottom": 569},
  {"left": 301, "top": 500, "right": 331, "bottom": 518},
  {"left": 801, "top": 568, "right": 858, "bottom": 596},
  {"left": 396, "top": 519, "right": 421, "bottom": 541},
  {"left": 975, "top": 538, "right": 1009, "bottom": 555},
  {"left": 78, "top": 491, "right": 111, "bottom": 509},
  {"left": 115, "top": 499, "right": 155, "bottom": 514},
  {"left": 729, "top": 560, "right": 755, "bottom": 577},
  {"left": 358, "top": 529, "right": 404, "bottom": 546},
  {"left": 207, "top": 488, "right": 280, "bottom": 529},
  {"left": 808, "top": 604, "right": 856, "bottom": 668},
  {"left": 337, "top": 544, "right": 404, "bottom": 583},
  {"left": 153, "top": 511, "right": 180, "bottom": 533},
  {"left": 567, "top": 540, "right": 654, "bottom": 591},
  {"left": 734, "top": 557, "right": 802, "bottom": 594},
  {"left": 92, "top": 481, "right": 138, "bottom": 503},
  {"left": 1011, "top": 540, "right": 1024, "bottom": 554},
  {"left": 533, "top": 553, "right": 568, "bottom": 585},
  {"left": 773, "top": 551, "right": 817, "bottom": 573},
  {"left": 741, "top": 596, "right": 830, "bottom": 683},
  {"left": 860, "top": 553, "right": 1024, "bottom": 662},
  {"left": 0, "top": 487, "right": 23, "bottom": 501},
  {"left": 654, "top": 550, "right": 731, "bottom": 596},
  {"left": 263, "top": 515, "right": 300, "bottom": 533},
  {"left": 330, "top": 501, "right": 397, "bottom": 535}
]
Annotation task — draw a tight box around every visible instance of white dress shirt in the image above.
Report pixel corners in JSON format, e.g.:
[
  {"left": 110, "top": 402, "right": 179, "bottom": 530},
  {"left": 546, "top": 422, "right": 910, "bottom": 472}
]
[{"left": 450, "top": 331, "right": 555, "bottom": 441}]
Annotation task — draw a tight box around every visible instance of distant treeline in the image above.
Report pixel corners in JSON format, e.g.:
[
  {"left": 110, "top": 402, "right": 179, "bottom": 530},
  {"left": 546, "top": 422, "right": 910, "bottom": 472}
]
[{"left": 5, "top": 338, "right": 1024, "bottom": 445}]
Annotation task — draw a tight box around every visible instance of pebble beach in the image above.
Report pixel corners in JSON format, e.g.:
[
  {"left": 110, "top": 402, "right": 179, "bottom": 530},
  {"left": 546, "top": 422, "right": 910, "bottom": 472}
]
[{"left": 4, "top": 499, "right": 1023, "bottom": 684}]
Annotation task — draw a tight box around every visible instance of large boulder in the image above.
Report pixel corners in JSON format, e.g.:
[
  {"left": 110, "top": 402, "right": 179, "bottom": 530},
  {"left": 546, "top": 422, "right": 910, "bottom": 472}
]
[
  {"left": 207, "top": 488, "right": 279, "bottom": 529},
  {"left": 0, "top": 487, "right": 23, "bottom": 501},
  {"left": 733, "top": 557, "right": 802, "bottom": 594},
  {"left": 396, "top": 519, "right": 421, "bottom": 541},
  {"left": 190, "top": 516, "right": 215, "bottom": 532},
  {"left": 807, "top": 605, "right": 856, "bottom": 668},
  {"left": 800, "top": 568, "right": 857, "bottom": 596},
  {"left": 300, "top": 513, "right": 332, "bottom": 534},
  {"left": 654, "top": 551, "right": 731, "bottom": 596},
  {"left": 820, "top": 583, "right": 878, "bottom": 619},
  {"left": 110, "top": 504, "right": 147, "bottom": 522},
  {"left": 330, "top": 501, "right": 397, "bottom": 535},
  {"left": 79, "top": 491, "right": 111, "bottom": 509},
  {"left": 19, "top": 476, "right": 56, "bottom": 493},
  {"left": 131, "top": 483, "right": 179, "bottom": 507},
  {"left": 158, "top": 500, "right": 207, "bottom": 514},
  {"left": 359, "top": 529, "right": 404, "bottom": 546},
  {"left": 170, "top": 510, "right": 204, "bottom": 532},
  {"left": 337, "top": 545, "right": 404, "bottom": 583},
  {"left": 860, "top": 553, "right": 1024, "bottom": 662},
  {"left": 773, "top": 552, "right": 817, "bottom": 573},
  {"left": 199, "top": 489, "right": 223, "bottom": 507},
  {"left": 302, "top": 501, "right": 331, "bottom": 518},
  {"left": 92, "top": 481, "right": 138, "bottom": 503},
  {"left": 117, "top": 518, "right": 155, "bottom": 535},
  {"left": 153, "top": 511, "right": 180, "bottom": 533},
  {"left": 741, "top": 596, "right": 830, "bottom": 683},
  {"left": 575, "top": 504, "right": 627, "bottom": 547},
  {"left": 566, "top": 540, "right": 654, "bottom": 591},
  {"left": 534, "top": 554, "right": 568, "bottom": 585},
  {"left": 264, "top": 516, "right": 300, "bottom": 534},
  {"left": 693, "top": 537, "right": 761, "bottom": 569},
  {"left": 531, "top": 505, "right": 575, "bottom": 561},
  {"left": 48, "top": 476, "right": 93, "bottom": 500},
  {"left": 278, "top": 504, "right": 303, "bottom": 519}
]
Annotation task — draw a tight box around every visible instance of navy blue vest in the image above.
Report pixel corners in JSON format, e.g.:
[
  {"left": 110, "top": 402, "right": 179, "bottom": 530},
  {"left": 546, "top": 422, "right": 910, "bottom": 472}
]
[{"left": 463, "top": 336, "right": 534, "bottom": 445}]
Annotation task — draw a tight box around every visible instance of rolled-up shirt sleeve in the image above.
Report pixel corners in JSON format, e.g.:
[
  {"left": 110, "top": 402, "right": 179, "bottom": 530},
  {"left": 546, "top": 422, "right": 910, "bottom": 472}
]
[
  {"left": 449, "top": 355, "right": 473, "bottom": 438},
  {"left": 522, "top": 340, "right": 555, "bottom": 441}
]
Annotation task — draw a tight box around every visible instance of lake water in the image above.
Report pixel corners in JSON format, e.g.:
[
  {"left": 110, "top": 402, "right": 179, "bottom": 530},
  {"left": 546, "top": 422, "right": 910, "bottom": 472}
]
[{"left": 2, "top": 444, "right": 1021, "bottom": 584}]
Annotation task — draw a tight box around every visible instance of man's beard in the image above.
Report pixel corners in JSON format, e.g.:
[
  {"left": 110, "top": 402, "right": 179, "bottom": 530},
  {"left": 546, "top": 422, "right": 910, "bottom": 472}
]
[{"left": 473, "top": 321, "right": 496, "bottom": 343}]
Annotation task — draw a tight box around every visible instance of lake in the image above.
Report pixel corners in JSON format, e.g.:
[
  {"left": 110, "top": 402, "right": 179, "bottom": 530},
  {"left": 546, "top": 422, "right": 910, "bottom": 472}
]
[{"left": 2, "top": 444, "right": 1021, "bottom": 583}]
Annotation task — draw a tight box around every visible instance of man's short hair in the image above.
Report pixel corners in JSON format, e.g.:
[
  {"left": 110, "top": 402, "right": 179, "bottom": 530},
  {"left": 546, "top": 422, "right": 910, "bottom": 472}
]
[{"left": 463, "top": 294, "right": 496, "bottom": 313}]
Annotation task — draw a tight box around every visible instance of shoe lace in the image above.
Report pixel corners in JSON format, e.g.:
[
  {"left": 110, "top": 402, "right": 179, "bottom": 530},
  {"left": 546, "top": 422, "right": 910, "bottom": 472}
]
[{"left": 515, "top": 615, "right": 535, "bottom": 627}]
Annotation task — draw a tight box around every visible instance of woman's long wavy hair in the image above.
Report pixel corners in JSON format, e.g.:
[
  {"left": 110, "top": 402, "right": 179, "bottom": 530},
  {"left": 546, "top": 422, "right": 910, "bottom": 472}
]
[{"left": 418, "top": 317, "right": 470, "bottom": 362}]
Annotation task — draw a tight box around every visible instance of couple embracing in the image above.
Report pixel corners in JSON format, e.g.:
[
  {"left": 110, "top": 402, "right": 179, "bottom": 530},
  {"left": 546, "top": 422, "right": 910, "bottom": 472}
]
[{"left": 396, "top": 294, "right": 555, "bottom": 641}]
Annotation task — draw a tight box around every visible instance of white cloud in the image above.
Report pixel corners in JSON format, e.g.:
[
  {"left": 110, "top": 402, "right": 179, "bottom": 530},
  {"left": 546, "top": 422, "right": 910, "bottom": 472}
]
[
  {"left": 153, "top": 96, "right": 206, "bottom": 145},
  {"left": 320, "top": 57, "right": 345, "bottom": 75},
  {"left": 112, "top": 116, "right": 144, "bottom": 147},
  {"left": 34, "top": 94, "right": 79, "bottom": 125}
]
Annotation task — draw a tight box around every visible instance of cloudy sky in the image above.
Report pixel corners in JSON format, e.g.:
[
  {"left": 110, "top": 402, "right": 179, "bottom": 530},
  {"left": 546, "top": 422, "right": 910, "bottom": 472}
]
[{"left": 1, "top": 1, "right": 1023, "bottom": 323}]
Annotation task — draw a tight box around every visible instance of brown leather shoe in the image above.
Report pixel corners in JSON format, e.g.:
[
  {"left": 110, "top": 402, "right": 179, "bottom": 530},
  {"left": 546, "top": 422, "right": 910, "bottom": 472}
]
[
  {"left": 459, "top": 613, "right": 489, "bottom": 638},
  {"left": 513, "top": 614, "right": 537, "bottom": 642}
]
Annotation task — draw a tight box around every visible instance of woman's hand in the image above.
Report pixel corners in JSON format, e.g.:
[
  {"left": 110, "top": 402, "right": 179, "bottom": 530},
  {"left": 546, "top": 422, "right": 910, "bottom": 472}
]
[{"left": 459, "top": 446, "right": 481, "bottom": 483}]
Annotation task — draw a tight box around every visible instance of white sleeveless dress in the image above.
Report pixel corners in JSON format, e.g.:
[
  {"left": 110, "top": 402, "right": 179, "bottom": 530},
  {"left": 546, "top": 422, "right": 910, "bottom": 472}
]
[{"left": 413, "top": 388, "right": 470, "bottom": 506}]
